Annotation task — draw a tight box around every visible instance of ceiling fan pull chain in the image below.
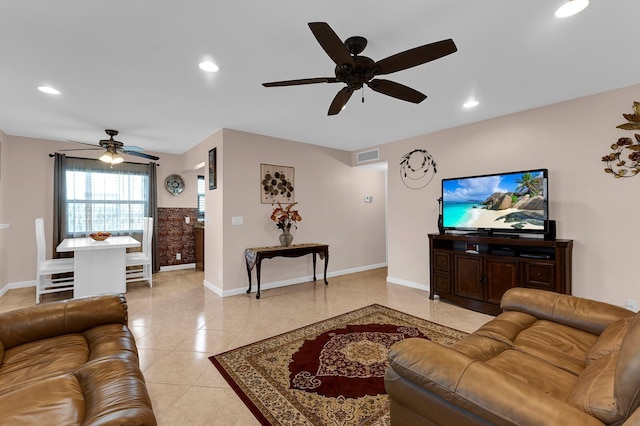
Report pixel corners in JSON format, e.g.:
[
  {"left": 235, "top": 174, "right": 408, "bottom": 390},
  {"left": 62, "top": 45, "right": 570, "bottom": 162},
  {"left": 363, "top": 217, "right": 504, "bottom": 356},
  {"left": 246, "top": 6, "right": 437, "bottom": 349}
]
[{"left": 362, "top": 86, "right": 365, "bottom": 103}]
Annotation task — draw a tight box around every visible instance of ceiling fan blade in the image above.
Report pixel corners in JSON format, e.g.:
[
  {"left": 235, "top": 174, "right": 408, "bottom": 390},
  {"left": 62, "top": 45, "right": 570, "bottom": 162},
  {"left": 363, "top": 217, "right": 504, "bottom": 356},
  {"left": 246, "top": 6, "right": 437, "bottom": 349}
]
[
  {"left": 308, "top": 22, "right": 356, "bottom": 69},
  {"left": 263, "top": 77, "right": 338, "bottom": 87},
  {"left": 122, "top": 150, "right": 159, "bottom": 161},
  {"left": 328, "top": 87, "right": 353, "bottom": 116},
  {"left": 67, "top": 139, "right": 101, "bottom": 147},
  {"left": 375, "top": 39, "right": 457, "bottom": 75},
  {"left": 122, "top": 145, "right": 144, "bottom": 152},
  {"left": 58, "top": 148, "right": 102, "bottom": 152},
  {"left": 367, "top": 79, "right": 427, "bottom": 104}
]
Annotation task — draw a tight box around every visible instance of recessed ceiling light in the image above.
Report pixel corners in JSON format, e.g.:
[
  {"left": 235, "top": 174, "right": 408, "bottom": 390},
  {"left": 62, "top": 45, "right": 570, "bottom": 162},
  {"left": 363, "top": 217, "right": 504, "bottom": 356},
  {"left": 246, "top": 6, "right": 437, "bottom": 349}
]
[
  {"left": 463, "top": 100, "right": 479, "bottom": 108},
  {"left": 38, "top": 86, "right": 61, "bottom": 95},
  {"left": 555, "top": 0, "right": 589, "bottom": 18},
  {"left": 199, "top": 61, "right": 219, "bottom": 72}
]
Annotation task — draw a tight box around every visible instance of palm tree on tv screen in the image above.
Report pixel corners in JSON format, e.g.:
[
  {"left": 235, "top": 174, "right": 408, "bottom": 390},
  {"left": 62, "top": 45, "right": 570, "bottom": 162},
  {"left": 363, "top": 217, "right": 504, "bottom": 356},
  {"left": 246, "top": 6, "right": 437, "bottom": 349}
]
[{"left": 515, "top": 173, "right": 541, "bottom": 196}]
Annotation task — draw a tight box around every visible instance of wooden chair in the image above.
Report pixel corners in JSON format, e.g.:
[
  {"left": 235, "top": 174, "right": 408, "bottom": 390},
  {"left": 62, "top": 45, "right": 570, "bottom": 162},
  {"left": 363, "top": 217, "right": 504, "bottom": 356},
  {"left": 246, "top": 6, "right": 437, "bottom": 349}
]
[
  {"left": 126, "top": 217, "right": 153, "bottom": 287},
  {"left": 35, "top": 218, "right": 74, "bottom": 303}
]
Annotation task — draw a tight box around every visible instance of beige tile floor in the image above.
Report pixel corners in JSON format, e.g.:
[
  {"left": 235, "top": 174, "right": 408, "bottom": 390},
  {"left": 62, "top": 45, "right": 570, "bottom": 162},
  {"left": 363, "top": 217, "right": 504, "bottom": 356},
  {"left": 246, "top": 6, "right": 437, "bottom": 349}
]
[{"left": 0, "top": 267, "right": 494, "bottom": 425}]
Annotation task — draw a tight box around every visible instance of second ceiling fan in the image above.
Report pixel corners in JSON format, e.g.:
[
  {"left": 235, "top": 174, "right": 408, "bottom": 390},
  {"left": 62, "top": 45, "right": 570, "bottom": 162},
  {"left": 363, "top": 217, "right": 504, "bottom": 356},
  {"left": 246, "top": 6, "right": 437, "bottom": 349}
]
[{"left": 263, "top": 22, "right": 457, "bottom": 115}]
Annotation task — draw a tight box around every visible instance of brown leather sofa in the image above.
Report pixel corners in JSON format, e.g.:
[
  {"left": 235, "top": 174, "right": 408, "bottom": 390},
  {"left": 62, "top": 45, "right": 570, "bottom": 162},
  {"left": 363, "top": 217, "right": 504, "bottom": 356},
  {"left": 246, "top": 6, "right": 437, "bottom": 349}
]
[
  {"left": 385, "top": 288, "right": 640, "bottom": 425},
  {"left": 0, "top": 294, "right": 156, "bottom": 425}
]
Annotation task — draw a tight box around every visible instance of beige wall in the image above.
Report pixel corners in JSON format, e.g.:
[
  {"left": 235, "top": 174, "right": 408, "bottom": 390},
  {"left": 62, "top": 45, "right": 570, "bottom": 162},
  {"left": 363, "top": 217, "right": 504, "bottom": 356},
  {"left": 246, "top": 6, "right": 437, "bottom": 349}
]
[
  {"left": 157, "top": 152, "right": 198, "bottom": 209},
  {"left": 377, "top": 83, "right": 640, "bottom": 306},
  {"left": 190, "top": 129, "right": 387, "bottom": 295}
]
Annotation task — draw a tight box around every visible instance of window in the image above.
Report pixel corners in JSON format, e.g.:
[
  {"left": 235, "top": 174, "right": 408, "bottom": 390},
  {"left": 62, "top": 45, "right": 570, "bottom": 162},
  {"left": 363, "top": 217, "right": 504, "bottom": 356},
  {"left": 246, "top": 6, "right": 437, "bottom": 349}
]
[
  {"left": 197, "top": 175, "right": 205, "bottom": 220},
  {"left": 63, "top": 157, "right": 151, "bottom": 236}
]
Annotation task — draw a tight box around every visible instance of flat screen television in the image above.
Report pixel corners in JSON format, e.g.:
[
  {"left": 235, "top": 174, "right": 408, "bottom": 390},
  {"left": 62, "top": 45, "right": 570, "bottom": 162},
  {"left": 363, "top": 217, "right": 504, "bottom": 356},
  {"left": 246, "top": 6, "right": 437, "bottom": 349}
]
[{"left": 441, "top": 169, "right": 549, "bottom": 236}]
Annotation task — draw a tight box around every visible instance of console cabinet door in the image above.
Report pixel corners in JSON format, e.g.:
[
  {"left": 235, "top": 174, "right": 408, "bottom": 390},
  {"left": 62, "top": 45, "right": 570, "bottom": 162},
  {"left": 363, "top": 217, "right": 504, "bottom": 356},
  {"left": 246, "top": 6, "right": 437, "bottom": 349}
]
[
  {"left": 485, "top": 257, "right": 520, "bottom": 305},
  {"left": 524, "top": 261, "right": 555, "bottom": 290},
  {"left": 454, "top": 255, "right": 483, "bottom": 301}
]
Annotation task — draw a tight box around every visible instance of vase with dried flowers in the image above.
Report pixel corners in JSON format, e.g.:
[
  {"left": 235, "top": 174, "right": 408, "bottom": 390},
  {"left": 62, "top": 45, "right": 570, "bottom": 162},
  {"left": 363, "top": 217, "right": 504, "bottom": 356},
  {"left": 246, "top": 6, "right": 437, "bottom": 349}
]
[{"left": 270, "top": 202, "right": 302, "bottom": 247}]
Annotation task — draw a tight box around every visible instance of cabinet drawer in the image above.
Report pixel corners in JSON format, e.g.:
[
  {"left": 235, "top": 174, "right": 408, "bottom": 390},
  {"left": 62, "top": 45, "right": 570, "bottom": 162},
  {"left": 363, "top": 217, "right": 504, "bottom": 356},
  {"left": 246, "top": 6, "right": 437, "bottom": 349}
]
[
  {"left": 433, "top": 251, "right": 451, "bottom": 271},
  {"left": 434, "top": 272, "right": 451, "bottom": 294},
  {"left": 524, "top": 261, "right": 555, "bottom": 289}
]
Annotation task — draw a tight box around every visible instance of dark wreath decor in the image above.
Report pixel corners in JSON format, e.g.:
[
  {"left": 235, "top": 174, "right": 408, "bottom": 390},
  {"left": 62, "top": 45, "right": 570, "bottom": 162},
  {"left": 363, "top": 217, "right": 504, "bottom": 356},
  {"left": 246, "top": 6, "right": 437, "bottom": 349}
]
[
  {"left": 602, "top": 101, "right": 640, "bottom": 178},
  {"left": 399, "top": 149, "right": 437, "bottom": 189}
]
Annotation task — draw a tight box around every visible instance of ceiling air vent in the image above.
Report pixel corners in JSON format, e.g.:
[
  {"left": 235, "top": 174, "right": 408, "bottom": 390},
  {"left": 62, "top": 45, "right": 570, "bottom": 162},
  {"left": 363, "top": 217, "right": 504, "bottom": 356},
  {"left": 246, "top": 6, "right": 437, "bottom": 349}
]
[{"left": 357, "top": 148, "right": 380, "bottom": 164}]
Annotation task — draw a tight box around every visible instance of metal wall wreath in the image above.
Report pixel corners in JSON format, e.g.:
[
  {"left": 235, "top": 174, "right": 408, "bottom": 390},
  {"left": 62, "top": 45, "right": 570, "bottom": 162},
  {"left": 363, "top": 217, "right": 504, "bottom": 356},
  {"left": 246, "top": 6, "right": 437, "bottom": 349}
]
[
  {"left": 399, "top": 148, "right": 437, "bottom": 189},
  {"left": 602, "top": 101, "right": 640, "bottom": 178}
]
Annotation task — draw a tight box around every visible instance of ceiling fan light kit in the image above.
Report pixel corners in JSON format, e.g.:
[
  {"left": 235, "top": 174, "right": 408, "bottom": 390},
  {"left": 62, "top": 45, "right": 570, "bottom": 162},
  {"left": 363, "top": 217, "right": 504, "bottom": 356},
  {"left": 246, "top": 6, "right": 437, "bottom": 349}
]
[
  {"left": 262, "top": 22, "right": 457, "bottom": 116},
  {"left": 555, "top": 0, "right": 589, "bottom": 18},
  {"left": 99, "top": 149, "right": 124, "bottom": 165}
]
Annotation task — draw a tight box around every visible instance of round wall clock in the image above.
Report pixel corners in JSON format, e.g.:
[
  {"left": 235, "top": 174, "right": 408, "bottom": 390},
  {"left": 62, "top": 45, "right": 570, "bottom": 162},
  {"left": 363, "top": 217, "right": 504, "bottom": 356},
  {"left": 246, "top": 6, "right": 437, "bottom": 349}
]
[{"left": 165, "top": 174, "right": 185, "bottom": 195}]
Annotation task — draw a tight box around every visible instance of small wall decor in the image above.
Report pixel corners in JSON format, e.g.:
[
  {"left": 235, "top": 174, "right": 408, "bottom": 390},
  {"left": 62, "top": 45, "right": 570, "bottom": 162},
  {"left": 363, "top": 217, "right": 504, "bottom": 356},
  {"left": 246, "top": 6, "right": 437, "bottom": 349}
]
[
  {"left": 261, "top": 163, "right": 294, "bottom": 204},
  {"left": 399, "top": 148, "right": 437, "bottom": 189},
  {"left": 209, "top": 148, "right": 217, "bottom": 190},
  {"left": 602, "top": 101, "right": 640, "bottom": 178},
  {"left": 164, "top": 174, "right": 185, "bottom": 196}
]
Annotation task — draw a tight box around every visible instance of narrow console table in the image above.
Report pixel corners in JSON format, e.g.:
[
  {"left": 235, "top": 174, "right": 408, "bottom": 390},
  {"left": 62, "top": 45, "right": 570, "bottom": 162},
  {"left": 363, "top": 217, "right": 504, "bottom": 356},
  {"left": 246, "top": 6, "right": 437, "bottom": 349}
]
[{"left": 245, "top": 243, "right": 329, "bottom": 299}]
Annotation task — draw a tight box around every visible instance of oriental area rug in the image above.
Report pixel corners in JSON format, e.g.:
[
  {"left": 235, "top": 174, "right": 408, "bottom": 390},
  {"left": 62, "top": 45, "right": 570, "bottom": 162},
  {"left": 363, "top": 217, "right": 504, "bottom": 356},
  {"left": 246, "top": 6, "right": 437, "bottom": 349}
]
[{"left": 209, "top": 304, "right": 468, "bottom": 426}]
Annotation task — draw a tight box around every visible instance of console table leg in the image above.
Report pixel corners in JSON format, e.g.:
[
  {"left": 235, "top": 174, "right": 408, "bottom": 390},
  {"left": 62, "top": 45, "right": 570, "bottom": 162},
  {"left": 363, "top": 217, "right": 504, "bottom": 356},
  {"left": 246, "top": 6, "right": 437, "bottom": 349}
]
[
  {"left": 323, "top": 250, "right": 329, "bottom": 285},
  {"left": 245, "top": 261, "right": 252, "bottom": 294},
  {"left": 312, "top": 253, "right": 317, "bottom": 281},
  {"left": 256, "top": 259, "right": 262, "bottom": 299}
]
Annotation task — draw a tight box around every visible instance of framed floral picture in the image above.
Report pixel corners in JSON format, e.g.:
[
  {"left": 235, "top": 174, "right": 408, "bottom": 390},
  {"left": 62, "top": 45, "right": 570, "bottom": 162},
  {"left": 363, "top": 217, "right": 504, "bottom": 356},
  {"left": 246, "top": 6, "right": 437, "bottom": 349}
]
[
  {"left": 260, "top": 164, "right": 294, "bottom": 204},
  {"left": 209, "top": 148, "right": 217, "bottom": 190}
]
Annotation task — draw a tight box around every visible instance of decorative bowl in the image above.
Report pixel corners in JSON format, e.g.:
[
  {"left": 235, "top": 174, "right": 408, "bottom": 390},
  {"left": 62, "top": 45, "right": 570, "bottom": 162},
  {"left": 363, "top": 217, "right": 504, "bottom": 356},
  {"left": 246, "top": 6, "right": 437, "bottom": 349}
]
[{"left": 89, "top": 232, "right": 111, "bottom": 241}]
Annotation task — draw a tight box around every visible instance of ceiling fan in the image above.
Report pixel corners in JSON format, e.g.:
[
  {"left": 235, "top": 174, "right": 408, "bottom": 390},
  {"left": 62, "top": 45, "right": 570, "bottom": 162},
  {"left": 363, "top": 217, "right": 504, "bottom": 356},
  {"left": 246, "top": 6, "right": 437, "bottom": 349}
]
[
  {"left": 63, "top": 129, "right": 160, "bottom": 164},
  {"left": 262, "top": 22, "right": 458, "bottom": 115}
]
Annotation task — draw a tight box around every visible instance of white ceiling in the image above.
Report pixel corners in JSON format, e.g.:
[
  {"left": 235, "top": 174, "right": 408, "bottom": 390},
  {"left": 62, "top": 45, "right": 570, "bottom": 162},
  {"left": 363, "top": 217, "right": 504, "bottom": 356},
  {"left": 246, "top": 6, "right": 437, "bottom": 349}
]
[{"left": 1, "top": 1, "right": 638, "bottom": 155}]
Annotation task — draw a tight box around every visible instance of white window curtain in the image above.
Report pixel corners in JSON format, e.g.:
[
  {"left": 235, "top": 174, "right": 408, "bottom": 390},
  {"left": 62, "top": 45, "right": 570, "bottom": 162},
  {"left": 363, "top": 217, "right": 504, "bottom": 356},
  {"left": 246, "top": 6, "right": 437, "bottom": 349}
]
[{"left": 64, "top": 157, "right": 149, "bottom": 236}]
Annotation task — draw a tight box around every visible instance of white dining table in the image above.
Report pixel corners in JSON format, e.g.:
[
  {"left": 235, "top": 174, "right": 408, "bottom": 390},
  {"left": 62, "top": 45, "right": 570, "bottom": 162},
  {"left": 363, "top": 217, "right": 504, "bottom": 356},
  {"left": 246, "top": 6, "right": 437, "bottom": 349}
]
[{"left": 56, "top": 236, "right": 140, "bottom": 298}]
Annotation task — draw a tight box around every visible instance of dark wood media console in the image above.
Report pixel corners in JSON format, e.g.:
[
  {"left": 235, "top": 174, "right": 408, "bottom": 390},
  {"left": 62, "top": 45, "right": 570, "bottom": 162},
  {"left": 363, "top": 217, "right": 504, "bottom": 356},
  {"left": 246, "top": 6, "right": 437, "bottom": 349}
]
[{"left": 429, "top": 233, "right": 573, "bottom": 315}]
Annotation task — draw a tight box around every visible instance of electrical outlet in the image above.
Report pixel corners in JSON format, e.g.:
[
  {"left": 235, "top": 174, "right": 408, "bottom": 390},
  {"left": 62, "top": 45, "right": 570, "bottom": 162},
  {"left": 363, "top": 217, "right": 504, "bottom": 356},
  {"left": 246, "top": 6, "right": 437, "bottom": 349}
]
[
  {"left": 625, "top": 299, "right": 638, "bottom": 312},
  {"left": 176, "top": 253, "right": 182, "bottom": 260}
]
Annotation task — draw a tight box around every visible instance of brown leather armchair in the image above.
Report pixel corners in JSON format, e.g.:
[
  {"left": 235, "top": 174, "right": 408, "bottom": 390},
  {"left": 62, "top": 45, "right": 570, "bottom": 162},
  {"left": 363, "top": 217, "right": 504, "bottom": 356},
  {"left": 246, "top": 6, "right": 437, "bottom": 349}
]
[
  {"left": 385, "top": 288, "right": 640, "bottom": 425},
  {"left": 0, "top": 294, "right": 156, "bottom": 425}
]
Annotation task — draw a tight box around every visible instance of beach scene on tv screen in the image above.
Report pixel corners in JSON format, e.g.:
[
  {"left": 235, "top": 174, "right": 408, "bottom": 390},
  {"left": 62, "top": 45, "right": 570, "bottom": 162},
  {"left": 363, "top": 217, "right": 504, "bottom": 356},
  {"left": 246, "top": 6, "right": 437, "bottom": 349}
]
[{"left": 442, "top": 171, "right": 546, "bottom": 231}]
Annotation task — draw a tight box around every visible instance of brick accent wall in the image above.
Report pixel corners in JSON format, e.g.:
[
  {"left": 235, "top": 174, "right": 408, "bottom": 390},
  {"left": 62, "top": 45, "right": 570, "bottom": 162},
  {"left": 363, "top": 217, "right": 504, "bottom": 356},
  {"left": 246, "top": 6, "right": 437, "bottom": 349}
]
[{"left": 157, "top": 208, "right": 199, "bottom": 266}]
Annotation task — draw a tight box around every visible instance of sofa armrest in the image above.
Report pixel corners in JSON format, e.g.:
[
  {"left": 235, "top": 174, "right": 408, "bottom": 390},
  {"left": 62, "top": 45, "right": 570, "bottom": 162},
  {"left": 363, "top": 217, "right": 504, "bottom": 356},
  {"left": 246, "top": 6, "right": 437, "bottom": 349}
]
[
  {"left": 386, "top": 338, "right": 603, "bottom": 426},
  {"left": 501, "top": 288, "right": 633, "bottom": 335},
  {"left": 0, "top": 294, "right": 128, "bottom": 350}
]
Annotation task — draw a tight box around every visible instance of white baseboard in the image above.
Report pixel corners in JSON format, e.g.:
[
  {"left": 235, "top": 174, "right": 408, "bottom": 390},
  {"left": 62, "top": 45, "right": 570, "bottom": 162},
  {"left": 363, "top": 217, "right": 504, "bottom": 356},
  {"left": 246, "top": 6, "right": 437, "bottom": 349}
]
[
  {"left": 204, "top": 262, "right": 388, "bottom": 298},
  {"left": 159, "top": 263, "right": 196, "bottom": 272},
  {"left": 386, "top": 276, "right": 430, "bottom": 292},
  {"left": 0, "top": 280, "right": 36, "bottom": 298}
]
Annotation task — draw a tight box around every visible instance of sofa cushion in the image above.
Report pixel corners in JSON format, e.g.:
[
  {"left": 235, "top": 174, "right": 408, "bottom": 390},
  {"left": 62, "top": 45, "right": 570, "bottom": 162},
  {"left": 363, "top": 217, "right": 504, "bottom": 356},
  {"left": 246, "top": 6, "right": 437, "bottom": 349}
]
[
  {"left": 567, "top": 351, "right": 622, "bottom": 424},
  {"left": 486, "top": 349, "right": 578, "bottom": 400},
  {"left": 513, "top": 320, "right": 597, "bottom": 375},
  {"left": 586, "top": 317, "right": 630, "bottom": 366},
  {"left": 0, "top": 372, "right": 84, "bottom": 425},
  {"left": 451, "top": 334, "right": 510, "bottom": 361},
  {"left": 0, "top": 334, "right": 89, "bottom": 394},
  {"left": 501, "top": 288, "right": 634, "bottom": 335},
  {"left": 75, "top": 358, "right": 157, "bottom": 425},
  {"left": 84, "top": 324, "right": 139, "bottom": 362},
  {"left": 472, "top": 311, "right": 537, "bottom": 346}
]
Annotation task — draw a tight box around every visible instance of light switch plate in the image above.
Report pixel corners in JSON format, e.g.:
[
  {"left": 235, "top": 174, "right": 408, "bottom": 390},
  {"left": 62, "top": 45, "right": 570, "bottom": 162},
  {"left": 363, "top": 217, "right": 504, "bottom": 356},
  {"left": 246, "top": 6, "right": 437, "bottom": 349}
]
[{"left": 231, "top": 216, "right": 243, "bottom": 225}]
